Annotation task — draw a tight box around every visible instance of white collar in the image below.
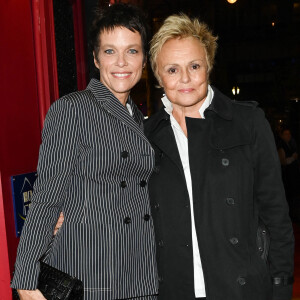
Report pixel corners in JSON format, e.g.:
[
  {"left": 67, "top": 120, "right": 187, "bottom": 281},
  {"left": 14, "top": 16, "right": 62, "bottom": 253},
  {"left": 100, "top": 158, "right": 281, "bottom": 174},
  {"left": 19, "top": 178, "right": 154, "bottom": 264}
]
[{"left": 161, "top": 85, "right": 214, "bottom": 119}]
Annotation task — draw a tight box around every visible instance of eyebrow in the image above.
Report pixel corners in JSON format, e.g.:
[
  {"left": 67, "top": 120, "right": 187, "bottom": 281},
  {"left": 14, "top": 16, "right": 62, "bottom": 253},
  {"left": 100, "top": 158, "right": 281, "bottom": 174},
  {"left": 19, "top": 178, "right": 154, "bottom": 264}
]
[
  {"left": 101, "top": 44, "right": 142, "bottom": 48},
  {"left": 163, "top": 59, "right": 205, "bottom": 67}
]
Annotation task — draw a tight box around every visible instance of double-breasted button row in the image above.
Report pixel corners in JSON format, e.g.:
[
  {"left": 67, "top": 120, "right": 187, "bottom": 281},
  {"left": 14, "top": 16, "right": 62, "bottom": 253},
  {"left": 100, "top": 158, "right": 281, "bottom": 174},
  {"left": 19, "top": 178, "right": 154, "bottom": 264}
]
[
  {"left": 229, "top": 237, "right": 239, "bottom": 245},
  {"left": 226, "top": 197, "right": 235, "bottom": 205},
  {"left": 140, "top": 180, "right": 147, "bottom": 187},
  {"left": 121, "top": 150, "right": 129, "bottom": 159},
  {"left": 124, "top": 217, "right": 131, "bottom": 224},
  {"left": 121, "top": 181, "right": 127, "bottom": 188},
  {"left": 237, "top": 276, "right": 246, "bottom": 285},
  {"left": 222, "top": 158, "right": 230, "bottom": 167},
  {"left": 124, "top": 214, "right": 151, "bottom": 224}
]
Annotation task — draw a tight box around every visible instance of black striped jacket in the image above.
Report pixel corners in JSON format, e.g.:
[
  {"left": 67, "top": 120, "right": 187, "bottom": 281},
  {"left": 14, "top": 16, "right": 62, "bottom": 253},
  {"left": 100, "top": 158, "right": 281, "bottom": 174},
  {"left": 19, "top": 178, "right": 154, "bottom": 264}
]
[{"left": 11, "top": 79, "right": 158, "bottom": 300}]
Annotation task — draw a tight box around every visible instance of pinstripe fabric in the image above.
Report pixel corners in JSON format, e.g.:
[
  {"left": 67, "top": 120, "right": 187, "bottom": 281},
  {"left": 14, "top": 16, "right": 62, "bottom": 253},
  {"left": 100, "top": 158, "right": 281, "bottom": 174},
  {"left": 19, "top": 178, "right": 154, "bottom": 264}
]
[
  {"left": 11, "top": 79, "right": 158, "bottom": 300},
  {"left": 125, "top": 296, "right": 158, "bottom": 300}
]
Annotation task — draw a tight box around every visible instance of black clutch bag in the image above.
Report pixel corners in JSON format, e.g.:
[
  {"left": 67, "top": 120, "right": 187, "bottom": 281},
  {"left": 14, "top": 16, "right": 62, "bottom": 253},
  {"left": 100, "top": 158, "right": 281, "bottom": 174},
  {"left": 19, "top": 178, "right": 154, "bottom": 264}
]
[{"left": 12, "top": 261, "right": 84, "bottom": 300}]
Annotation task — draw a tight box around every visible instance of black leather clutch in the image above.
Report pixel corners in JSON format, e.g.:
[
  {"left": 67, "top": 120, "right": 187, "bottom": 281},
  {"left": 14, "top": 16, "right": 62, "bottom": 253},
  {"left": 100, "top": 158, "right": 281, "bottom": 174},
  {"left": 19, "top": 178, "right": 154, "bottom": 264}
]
[{"left": 12, "top": 261, "right": 84, "bottom": 300}]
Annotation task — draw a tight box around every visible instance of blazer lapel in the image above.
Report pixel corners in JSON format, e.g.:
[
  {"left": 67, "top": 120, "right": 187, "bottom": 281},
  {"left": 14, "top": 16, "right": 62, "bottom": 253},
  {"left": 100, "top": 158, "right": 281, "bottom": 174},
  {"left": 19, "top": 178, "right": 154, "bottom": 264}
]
[{"left": 87, "top": 79, "right": 150, "bottom": 146}]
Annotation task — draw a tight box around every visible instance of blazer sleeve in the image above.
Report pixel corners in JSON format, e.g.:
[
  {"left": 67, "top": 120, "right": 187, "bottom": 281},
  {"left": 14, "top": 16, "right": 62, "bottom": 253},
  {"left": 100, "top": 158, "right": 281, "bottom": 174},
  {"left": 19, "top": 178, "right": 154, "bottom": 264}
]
[
  {"left": 252, "top": 108, "right": 294, "bottom": 300},
  {"left": 11, "top": 98, "right": 79, "bottom": 290}
]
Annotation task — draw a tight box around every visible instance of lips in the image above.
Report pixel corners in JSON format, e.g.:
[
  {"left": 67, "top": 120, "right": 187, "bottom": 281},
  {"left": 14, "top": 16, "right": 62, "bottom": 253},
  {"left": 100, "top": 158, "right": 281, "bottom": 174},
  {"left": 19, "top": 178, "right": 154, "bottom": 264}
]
[
  {"left": 178, "top": 88, "right": 194, "bottom": 93},
  {"left": 112, "top": 72, "right": 131, "bottom": 78}
]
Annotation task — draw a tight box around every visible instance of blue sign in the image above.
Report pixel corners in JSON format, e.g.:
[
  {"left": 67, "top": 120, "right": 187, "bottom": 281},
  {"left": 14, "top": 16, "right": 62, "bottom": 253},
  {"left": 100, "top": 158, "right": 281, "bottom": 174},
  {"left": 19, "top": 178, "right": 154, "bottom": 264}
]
[{"left": 11, "top": 172, "right": 37, "bottom": 237}]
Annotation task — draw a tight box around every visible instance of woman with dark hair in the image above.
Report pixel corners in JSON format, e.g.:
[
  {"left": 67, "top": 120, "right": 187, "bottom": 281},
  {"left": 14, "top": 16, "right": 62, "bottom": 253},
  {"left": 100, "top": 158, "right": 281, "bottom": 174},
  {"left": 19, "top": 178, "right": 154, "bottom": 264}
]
[{"left": 11, "top": 4, "right": 158, "bottom": 300}]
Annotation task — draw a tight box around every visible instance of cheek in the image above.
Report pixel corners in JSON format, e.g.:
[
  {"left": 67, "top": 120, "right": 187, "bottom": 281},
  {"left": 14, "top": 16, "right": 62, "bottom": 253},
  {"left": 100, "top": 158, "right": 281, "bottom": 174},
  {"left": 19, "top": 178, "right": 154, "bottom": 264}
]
[
  {"left": 130, "top": 56, "right": 144, "bottom": 70},
  {"left": 197, "top": 71, "right": 208, "bottom": 84},
  {"left": 161, "top": 76, "right": 177, "bottom": 91}
]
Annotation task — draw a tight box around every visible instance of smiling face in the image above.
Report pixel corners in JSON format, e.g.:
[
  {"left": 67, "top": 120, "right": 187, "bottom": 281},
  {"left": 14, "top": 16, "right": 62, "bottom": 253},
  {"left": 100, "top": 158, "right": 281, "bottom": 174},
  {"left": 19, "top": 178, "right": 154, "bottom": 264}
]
[
  {"left": 157, "top": 37, "right": 209, "bottom": 110},
  {"left": 94, "top": 27, "right": 145, "bottom": 104}
]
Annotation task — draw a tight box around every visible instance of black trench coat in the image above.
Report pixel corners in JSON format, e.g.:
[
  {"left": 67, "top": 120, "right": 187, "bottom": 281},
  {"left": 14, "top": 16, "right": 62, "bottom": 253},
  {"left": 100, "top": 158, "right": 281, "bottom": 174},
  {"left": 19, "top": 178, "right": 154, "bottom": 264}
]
[{"left": 144, "top": 87, "right": 294, "bottom": 300}]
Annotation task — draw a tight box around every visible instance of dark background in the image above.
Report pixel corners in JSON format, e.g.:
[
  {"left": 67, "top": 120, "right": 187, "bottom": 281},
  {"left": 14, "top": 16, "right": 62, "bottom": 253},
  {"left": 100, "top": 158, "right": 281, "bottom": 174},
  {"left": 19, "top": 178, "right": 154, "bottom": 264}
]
[{"left": 77, "top": 0, "right": 300, "bottom": 143}]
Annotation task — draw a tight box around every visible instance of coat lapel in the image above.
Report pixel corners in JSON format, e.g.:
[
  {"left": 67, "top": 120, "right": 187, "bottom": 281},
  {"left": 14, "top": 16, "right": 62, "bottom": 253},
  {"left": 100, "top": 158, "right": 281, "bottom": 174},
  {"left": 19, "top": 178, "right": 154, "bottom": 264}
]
[
  {"left": 149, "top": 115, "right": 185, "bottom": 178},
  {"left": 87, "top": 79, "right": 150, "bottom": 146}
]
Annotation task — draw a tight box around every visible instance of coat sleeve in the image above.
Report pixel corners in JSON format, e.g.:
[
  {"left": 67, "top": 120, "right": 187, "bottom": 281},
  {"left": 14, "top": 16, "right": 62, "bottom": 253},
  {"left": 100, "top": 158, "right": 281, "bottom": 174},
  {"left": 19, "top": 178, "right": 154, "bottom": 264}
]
[
  {"left": 252, "top": 108, "right": 294, "bottom": 300},
  {"left": 11, "top": 98, "right": 79, "bottom": 290}
]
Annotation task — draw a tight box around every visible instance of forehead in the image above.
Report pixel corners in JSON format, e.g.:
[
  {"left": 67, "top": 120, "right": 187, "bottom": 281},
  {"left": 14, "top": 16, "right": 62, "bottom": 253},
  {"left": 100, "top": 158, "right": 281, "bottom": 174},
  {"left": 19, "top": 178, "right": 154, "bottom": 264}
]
[
  {"left": 158, "top": 37, "right": 206, "bottom": 62},
  {"left": 99, "top": 27, "right": 142, "bottom": 46}
]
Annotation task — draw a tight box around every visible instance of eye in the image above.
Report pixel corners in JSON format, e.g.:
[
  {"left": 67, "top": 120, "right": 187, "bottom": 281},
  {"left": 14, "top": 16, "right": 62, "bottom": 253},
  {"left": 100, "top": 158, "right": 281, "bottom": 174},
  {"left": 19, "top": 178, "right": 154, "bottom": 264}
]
[
  {"left": 128, "top": 49, "right": 138, "bottom": 54},
  {"left": 167, "top": 67, "right": 177, "bottom": 74},
  {"left": 104, "top": 49, "right": 114, "bottom": 54},
  {"left": 191, "top": 63, "right": 200, "bottom": 70}
]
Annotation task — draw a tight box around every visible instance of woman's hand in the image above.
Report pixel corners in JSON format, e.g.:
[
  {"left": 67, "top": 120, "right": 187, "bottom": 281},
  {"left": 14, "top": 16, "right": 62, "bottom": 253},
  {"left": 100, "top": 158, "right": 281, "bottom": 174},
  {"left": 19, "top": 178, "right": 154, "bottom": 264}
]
[
  {"left": 53, "top": 212, "right": 64, "bottom": 235},
  {"left": 17, "top": 289, "right": 46, "bottom": 300}
]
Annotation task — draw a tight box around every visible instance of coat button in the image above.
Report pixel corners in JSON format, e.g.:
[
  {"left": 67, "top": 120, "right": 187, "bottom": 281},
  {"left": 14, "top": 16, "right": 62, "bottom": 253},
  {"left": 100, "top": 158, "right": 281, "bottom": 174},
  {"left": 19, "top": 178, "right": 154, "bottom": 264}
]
[
  {"left": 154, "top": 203, "right": 160, "bottom": 210},
  {"left": 158, "top": 275, "right": 164, "bottom": 283},
  {"left": 121, "top": 151, "right": 129, "bottom": 159},
  {"left": 158, "top": 240, "right": 164, "bottom": 247},
  {"left": 237, "top": 277, "right": 246, "bottom": 285},
  {"left": 121, "top": 181, "right": 127, "bottom": 188},
  {"left": 226, "top": 197, "right": 235, "bottom": 205},
  {"left": 144, "top": 214, "right": 150, "bottom": 221},
  {"left": 124, "top": 217, "right": 131, "bottom": 224},
  {"left": 222, "top": 158, "right": 229, "bottom": 166},
  {"left": 230, "top": 237, "right": 239, "bottom": 245},
  {"left": 140, "top": 180, "right": 147, "bottom": 187}
]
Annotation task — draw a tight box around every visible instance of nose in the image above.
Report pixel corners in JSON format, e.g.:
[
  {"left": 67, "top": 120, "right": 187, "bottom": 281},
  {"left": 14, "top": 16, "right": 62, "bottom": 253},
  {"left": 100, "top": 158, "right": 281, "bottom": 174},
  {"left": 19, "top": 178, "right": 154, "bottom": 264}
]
[
  {"left": 116, "top": 53, "right": 127, "bottom": 67},
  {"left": 180, "top": 68, "right": 190, "bottom": 83}
]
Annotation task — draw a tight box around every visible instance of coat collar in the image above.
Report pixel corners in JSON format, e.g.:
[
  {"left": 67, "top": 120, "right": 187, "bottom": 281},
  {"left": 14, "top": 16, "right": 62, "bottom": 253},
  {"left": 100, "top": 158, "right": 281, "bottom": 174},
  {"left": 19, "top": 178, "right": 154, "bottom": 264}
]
[
  {"left": 87, "top": 78, "right": 148, "bottom": 144},
  {"left": 144, "top": 87, "right": 234, "bottom": 176},
  {"left": 145, "top": 86, "right": 233, "bottom": 133},
  {"left": 149, "top": 118, "right": 185, "bottom": 178},
  {"left": 204, "top": 86, "right": 233, "bottom": 120}
]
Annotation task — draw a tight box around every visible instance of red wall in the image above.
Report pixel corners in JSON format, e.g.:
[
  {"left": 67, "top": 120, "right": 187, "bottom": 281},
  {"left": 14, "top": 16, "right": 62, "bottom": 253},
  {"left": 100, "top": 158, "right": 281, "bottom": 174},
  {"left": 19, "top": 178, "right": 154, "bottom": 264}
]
[{"left": 0, "top": 0, "right": 42, "bottom": 298}]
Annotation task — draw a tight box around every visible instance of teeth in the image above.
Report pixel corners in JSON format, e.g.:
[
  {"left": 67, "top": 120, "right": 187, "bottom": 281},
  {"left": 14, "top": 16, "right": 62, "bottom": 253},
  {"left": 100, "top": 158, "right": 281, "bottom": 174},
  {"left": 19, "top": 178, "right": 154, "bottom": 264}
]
[{"left": 113, "top": 73, "right": 130, "bottom": 77}]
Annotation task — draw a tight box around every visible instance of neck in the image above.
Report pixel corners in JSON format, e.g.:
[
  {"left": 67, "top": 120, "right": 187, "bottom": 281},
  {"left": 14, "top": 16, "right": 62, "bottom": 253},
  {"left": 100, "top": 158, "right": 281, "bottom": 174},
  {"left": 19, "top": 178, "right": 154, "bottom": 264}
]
[
  {"left": 117, "top": 93, "right": 130, "bottom": 106},
  {"left": 172, "top": 98, "right": 206, "bottom": 136}
]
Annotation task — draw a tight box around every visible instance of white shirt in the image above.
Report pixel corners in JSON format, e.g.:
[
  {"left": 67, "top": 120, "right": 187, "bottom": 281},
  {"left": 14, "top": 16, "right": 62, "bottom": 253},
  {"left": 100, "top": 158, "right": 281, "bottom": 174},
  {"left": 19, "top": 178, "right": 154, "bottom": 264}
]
[
  {"left": 126, "top": 103, "right": 133, "bottom": 116},
  {"left": 161, "top": 85, "right": 214, "bottom": 297}
]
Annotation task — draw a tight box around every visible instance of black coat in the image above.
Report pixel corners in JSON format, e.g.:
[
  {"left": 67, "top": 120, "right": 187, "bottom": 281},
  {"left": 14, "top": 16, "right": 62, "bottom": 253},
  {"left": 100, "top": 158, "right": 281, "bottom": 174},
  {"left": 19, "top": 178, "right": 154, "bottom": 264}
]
[{"left": 144, "top": 88, "right": 294, "bottom": 300}]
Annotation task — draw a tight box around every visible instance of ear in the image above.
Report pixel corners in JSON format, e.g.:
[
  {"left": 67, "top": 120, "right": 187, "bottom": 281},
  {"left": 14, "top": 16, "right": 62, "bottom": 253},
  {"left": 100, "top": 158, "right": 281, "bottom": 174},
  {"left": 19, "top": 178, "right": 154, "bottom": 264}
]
[
  {"left": 156, "top": 71, "right": 163, "bottom": 88},
  {"left": 142, "top": 56, "right": 147, "bottom": 69},
  {"left": 93, "top": 51, "right": 100, "bottom": 69}
]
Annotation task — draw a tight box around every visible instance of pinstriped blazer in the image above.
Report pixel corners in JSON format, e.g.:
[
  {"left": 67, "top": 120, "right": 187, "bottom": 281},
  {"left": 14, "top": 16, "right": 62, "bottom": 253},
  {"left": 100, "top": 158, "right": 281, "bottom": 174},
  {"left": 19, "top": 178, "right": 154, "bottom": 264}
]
[{"left": 11, "top": 79, "right": 158, "bottom": 300}]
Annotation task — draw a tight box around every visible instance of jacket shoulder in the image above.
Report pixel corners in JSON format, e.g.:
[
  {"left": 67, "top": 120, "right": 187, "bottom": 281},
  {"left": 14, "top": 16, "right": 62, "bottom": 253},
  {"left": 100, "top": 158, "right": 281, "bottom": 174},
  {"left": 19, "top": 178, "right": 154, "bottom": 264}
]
[
  {"left": 232, "top": 100, "right": 259, "bottom": 109},
  {"left": 231, "top": 100, "right": 262, "bottom": 122},
  {"left": 59, "top": 89, "right": 94, "bottom": 105},
  {"left": 50, "top": 90, "right": 95, "bottom": 113}
]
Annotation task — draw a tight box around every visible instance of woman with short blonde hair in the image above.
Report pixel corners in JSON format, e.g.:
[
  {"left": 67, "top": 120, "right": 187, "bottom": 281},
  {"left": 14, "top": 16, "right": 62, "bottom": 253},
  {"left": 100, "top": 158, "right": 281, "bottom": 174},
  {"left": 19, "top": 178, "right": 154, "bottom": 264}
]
[
  {"left": 145, "top": 13, "right": 294, "bottom": 300},
  {"left": 150, "top": 14, "right": 218, "bottom": 83}
]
